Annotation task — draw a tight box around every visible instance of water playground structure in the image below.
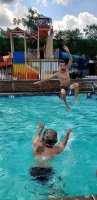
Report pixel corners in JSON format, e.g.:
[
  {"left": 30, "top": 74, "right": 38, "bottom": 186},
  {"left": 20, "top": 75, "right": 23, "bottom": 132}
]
[
  {"left": 0, "top": 15, "right": 54, "bottom": 79},
  {"left": 0, "top": 49, "right": 89, "bottom": 80},
  {"left": 0, "top": 52, "right": 12, "bottom": 79},
  {"left": 0, "top": 14, "right": 97, "bottom": 81}
]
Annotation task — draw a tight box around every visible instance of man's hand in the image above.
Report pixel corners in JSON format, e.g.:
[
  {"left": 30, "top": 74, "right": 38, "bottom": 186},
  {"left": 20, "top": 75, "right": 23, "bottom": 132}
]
[
  {"left": 63, "top": 45, "right": 70, "bottom": 53},
  {"left": 66, "top": 128, "right": 72, "bottom": 137},
  {"left": 38, "top": 123, "right": 45, "bottom": 131}
]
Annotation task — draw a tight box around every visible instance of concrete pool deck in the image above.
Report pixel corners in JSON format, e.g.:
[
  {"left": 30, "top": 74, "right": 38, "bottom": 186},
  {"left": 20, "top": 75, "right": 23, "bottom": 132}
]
[{"left": 47, "top": 195, "right": 97, "bottom": 200}]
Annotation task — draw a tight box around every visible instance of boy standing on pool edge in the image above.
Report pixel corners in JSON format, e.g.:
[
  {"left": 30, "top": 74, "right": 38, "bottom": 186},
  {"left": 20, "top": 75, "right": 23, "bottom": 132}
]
[{"left": 34, "top": 45, "right": 79, "bottom": 109}]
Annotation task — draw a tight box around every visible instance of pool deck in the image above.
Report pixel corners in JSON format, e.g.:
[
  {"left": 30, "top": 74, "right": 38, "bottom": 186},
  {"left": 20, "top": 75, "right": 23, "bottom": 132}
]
[
  {"left": 0, "top": 78, "right": 97, "bottom": 93},
  {"left": 47, "top": 195, "right": 97, "bottom": 200}
]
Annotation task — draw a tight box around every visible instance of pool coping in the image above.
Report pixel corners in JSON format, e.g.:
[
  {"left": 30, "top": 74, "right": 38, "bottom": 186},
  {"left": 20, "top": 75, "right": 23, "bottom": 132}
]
[
  {"left": 46, "top": 195, "right": 97, "bottom": 199},
  {"left": 0, "top": 91, "right": 96, "bottom": 97},
  {"left": 0, "top": 92, "right": 60, "bottom": 97}
]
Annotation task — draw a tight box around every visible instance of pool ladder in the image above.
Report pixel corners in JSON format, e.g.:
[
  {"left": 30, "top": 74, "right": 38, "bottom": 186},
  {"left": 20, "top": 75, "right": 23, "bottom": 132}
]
[{"left": 91, "top": 195, "right": 97, "bottom": 200}]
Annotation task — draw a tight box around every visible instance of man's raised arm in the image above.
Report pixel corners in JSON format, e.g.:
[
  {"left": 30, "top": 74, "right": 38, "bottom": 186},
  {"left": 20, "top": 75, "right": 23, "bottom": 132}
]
[
  {"left": 58, "top": 129, "right": 72, "bottom": 151},
  {"left": 63, "top": 45, "right": 73, "bottom": 68},
  {"left": 33, "top": 123, "right": 44, "bottom": 145},
  {"left": 51, "top": 129, "right": 72, "bottom": 155}
]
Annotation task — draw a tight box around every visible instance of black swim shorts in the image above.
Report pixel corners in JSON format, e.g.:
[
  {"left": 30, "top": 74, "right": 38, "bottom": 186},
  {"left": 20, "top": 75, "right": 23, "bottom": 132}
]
[
  {"left": 60, "top": 85, "right": 71, "bottom": 93},
  {"left": 29, "top": 167, "right": 55, "bottom": 184}
]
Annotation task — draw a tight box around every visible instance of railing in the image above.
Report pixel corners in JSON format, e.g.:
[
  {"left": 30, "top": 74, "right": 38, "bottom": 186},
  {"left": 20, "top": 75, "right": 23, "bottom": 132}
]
[
  {"left": 1, "top": 58, "right": 94, "bottom": 81},
  {"left": 27, "top": 48, "right": 59, "bottom": 59},
  {"left": 0, "top": 59, "right": 59, "bottom": 80}
]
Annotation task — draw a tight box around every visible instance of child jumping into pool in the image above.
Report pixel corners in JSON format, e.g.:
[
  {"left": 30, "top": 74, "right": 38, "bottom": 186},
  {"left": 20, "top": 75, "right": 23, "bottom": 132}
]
[
  {"left": 33, "top": 45, "right": 79, "bottom": 109},
  {"left": 29, "top": 122, "right": 72, "bottom": 183}
]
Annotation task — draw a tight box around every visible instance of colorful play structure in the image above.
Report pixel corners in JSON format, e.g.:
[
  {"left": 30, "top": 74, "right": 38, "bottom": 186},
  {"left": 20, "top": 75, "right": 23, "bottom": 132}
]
[
  {"left": 0, "top": 52, "right": 12, "bottom": 79},
  {"left": 0, "top": 52, "right": 12, "bottom": 67},
  {"left": 0, "top": 14, "right": 90, "bottom": 80},
  {"left": 0, "top": 15, "right": 54, "bottom": 79}
]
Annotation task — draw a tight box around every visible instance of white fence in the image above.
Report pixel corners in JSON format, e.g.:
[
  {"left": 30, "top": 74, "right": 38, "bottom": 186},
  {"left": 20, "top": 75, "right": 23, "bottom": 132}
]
[{"left": 0, "top": 59, "right": 59, "bottom": 80}]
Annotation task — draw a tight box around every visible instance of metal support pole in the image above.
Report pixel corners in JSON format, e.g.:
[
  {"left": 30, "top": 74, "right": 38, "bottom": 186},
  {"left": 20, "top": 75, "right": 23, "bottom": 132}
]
[
  {"left": 37, "top": 26, "right": 40, "bottom": 58},
  {"left": 24, "top": 33, "right": 27, "bottom": 79}
]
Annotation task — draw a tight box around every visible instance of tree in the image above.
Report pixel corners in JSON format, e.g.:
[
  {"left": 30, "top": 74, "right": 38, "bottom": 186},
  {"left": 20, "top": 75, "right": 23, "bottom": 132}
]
[
  {"left": 84, "top": 24, "right": 97, "bottom": 40},
  {"left": 0, "top": 28, "right": 7, "bottom": 37},
  {"left": 13, "top": 8, "right": 39, "bottom": 32},
  {"left": 54, "top": 28, "right": 83, "bottom": 54},
  {"left": 13, "top": 18, "right": 21, "bottom": 26},
  {"left": 54, "top": 30, "right": 65, "bottom": 49},
  {"left": 0, "top": 28, "right": 10, "bottom": 55}
]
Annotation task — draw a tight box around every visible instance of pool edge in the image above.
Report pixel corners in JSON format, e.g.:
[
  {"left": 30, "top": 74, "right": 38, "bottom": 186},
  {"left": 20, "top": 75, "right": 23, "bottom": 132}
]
[{"left": 45, "top": 194, "right": 97, "bottom": 199}]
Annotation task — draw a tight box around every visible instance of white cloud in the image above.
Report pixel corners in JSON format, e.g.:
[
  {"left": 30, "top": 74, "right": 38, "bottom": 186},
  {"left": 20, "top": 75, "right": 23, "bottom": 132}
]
[
  {"left": 78, "top": 12, "right": 97, "bottom": 30},
  {"left": 36, "top": 0, "right": 48, "bottom": 7},
  {"left": 0, "top": 1, "right": 97, "bottom": 33},
  {"left": 0, "top": 2, "right": 27, "bottom": 30},
  {"left": 53, "top": 12, "right": 97, "bottom": 31},
  {"left": 0, "top": 3, "right": 13, "bottom": 28},
  {"left": 53, "top": 0, "right": 69, "bottom": 6},
  {"left": 36, "top": 0, "right": 70, "bottom": 7},
  {"left": 36, "top": 0, "right": 69, "bottom": 7},
  {"left": 14, "top": 2, "right": 27, "bottom": 19}
]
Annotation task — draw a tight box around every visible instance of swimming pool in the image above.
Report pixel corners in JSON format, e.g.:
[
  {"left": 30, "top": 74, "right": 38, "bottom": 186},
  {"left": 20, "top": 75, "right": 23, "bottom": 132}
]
[{"left": 0, "top": 94, "right": 97, "bottom": 200}]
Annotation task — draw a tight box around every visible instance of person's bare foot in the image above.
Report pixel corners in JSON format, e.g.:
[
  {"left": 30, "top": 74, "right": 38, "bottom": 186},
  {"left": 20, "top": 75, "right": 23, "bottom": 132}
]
[
  {"left": 66, "top": 104, "right": 70, "bottom": 110},
  {"left": 65, "top": 102, "right": 70, "bottom": 110}
]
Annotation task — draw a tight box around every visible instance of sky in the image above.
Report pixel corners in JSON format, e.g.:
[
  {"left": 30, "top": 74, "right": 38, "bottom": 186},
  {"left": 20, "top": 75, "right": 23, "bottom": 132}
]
[{"left": 0, "top": 0, "right": 97, "bottom": 31}]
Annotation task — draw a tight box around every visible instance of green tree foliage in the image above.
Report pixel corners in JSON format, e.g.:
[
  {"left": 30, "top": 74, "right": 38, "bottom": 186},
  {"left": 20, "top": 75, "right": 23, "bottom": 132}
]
[
  {"left": 13, "top": 8, "right": 39, "bottom": 32},
  {"left": 54, "top": 27, "right": 97, "bottom": 58},
  {"left": 84, "top": 24, "right": 97, "bottom": 40},
  {"left": 54, "top": 30, "right": 65, "bottom": 49},
  {"left": 13, "top": 37, "right": 24, "bottom": 51},
  {"left": 54, "top": 29, "right": 82, "bottom": 53},
  {"left": 0, "top": 28, "right": 10, "bottom": 55}
]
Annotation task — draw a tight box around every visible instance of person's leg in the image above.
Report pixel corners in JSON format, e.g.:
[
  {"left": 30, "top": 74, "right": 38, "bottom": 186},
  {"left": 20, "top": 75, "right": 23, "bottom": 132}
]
[
  {"left": 60, "top": 88, "right": 70, "bottom": 109},
  {"left": 71, "top": 83, "right": 79, "bottom": 104}
]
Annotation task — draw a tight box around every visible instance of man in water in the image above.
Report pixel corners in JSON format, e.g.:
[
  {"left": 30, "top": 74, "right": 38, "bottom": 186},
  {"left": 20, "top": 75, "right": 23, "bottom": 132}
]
[
  {"left": 29, "top": 123, "right": 72, "bottom": 183},
  {"left": 34, "top": 45, "right": 79, "bottom": 109}
]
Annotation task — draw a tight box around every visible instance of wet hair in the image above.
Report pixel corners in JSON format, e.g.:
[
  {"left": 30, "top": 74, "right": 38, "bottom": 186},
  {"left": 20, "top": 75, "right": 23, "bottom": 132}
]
[
  {"left": 42, "top": 129, "right": 58, "bottom": 148},
  {"left": 58, "top": 59, "right": 68, "bottom": 65}
]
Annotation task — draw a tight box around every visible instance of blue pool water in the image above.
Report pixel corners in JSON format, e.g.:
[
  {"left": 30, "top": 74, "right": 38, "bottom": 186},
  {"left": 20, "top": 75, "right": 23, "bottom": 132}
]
[{"left": 0, "top": 94, "right": 97, "bottom": 200}]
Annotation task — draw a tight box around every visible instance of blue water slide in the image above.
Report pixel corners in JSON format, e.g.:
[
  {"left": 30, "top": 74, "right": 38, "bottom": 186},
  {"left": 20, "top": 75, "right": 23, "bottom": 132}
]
[
  {"left": 13, "top": 51, "right": 25, "bottom": 64},
  {"left": 59, "top": 52, "right": 82, "bottom": 61}
]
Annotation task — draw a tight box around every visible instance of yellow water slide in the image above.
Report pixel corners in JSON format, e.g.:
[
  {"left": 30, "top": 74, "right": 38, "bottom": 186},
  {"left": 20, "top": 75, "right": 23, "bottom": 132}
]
[{"left": 13, "top": 61, "right": 39, "bottom": 79}]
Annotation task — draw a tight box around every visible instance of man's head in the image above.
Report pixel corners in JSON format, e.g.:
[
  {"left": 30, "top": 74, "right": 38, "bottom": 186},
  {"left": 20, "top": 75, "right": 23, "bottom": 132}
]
[
  {"left": 58, "top": 59, "right": 68, "bottom": 73},
  {"left": 42, "top": 129, "right": 58, "bottom": 148}
]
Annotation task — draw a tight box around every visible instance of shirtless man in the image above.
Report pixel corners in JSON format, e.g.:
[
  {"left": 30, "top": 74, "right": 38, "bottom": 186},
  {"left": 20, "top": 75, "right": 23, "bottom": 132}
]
[
  {"left": 33, "top": 122, "right": 72, "bottom": 161},
  {"left": 29, "top": 122, "right": 72, "bottom": 184},
  {"left": 34, "top": 46, "right": 79, "bottom": 109}
]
